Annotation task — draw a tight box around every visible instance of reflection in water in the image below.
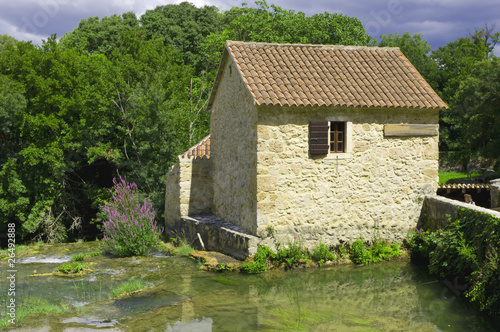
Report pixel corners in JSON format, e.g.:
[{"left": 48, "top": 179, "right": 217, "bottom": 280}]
[{"left": 0, "top": 243, "right": 498, "bottom": 331}]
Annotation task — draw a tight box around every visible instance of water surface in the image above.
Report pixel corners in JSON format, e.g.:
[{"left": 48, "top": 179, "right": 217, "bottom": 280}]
[{"left": 0, "top": 242, "right": 497, "bottom": 331}]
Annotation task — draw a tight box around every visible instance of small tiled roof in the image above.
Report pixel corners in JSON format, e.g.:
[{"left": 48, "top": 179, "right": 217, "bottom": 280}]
[
  {"left": 438, "top": 183, "right": 491, "bottom": 189},
  {"left": 180, "top": 135, "right": 211, "bottom": 159},
  {"left": 207, "top": 41, "right": 447, "bottom": 110}
]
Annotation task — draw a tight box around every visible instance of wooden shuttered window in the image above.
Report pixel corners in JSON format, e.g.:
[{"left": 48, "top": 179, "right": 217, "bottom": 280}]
[
  {"left": 330, "top": 121, "right": 345, "bottom": 153},
  {"left": 309, "top": 121, "right": 329, "bottom": 154}
]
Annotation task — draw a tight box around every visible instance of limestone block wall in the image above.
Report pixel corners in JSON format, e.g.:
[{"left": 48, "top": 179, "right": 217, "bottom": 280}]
[
  {"left": 210, "top": 55, "right": 258, "bottom": 234},
  {"left": 255, "top": 106, "right": 439, "bottom": 247},
  {"left": 423, "top": 195, "right": 500, "bottom": 230},
  {"left": 165, "top": 161, "right": 181, "bottom": 231},
  {"left": 164, "top": 157, "right": 213, "bottom": 233}
]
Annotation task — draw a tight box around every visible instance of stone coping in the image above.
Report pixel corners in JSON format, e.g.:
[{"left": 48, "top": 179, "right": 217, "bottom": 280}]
[
  {"left": 182, "top": 214, "right": 256, "bottom": 237},
  {"left": 175, "top": 214, "right": 260, "bottom": 260}
]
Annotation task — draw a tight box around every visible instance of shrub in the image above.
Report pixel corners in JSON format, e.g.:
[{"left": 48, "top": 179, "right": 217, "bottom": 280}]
[
  {"left": 242, "top": 244, "right": 275, "bottom": 273},
  {"left": 349, "top": 239, "right": 368, "bottom": 264},
  {"left": 102, "top": 172, "right": 163, "bottom": 257},
  {"left": 57, "top": 261, "right": 86, "bottom": 274},
  {"left": 275, "top": 237, "right": 308, "bottom": 268},
  {"left": 406, "top": 210, "right": 500, "bottom": 316},
  {"left": 311, "top": 241, "right": 336, "bottom": 266}
]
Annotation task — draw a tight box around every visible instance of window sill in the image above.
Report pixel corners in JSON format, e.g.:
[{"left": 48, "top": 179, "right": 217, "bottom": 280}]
[{"left": 324, "top": 152, "right": 352, "bottom": 160}]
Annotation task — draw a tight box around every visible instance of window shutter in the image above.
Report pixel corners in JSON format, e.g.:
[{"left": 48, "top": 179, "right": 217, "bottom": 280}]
[{"left": 309, "top": 121, "right": 329, "bottom": 154}]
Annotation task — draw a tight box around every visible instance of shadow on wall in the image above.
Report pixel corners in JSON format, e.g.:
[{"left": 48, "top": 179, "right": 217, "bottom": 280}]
[{"left": 188, "top": 158, "right": 213, "bottom": 215}]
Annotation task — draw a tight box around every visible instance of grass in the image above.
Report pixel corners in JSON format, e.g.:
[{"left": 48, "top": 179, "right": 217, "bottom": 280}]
[
  {"left": 111, "top": 278, "right": 147, "bottom": 298},
  {"left": 438, "top": 170, "right": 480, "bottom": 184},
  {"left": 0, "top": 297, "right": 68, "bottom": 327},
  {"left": 156, "top": 238, "right": 194, "bottom": 256}
]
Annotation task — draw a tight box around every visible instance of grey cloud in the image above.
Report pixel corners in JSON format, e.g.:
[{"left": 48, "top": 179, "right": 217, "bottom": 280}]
[{"left": 1, "top": 0, "right": 499, "bottom": 54}]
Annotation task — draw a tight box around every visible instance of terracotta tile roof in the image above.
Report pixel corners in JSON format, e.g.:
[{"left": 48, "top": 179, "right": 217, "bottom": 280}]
[
  {"left": 438, "top": 183, "right": 491, "bottom": 189},
  {"left": 208, "top": 41, "right": 447, "bottom": 110},
  {"left": 180, "top": 135, "right": 211, "bottom": 160}
]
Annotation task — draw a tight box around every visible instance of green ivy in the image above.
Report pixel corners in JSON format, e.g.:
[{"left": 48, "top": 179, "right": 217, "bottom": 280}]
[{"left": 406, "top": 208, "right": 500, "bottom": 316}]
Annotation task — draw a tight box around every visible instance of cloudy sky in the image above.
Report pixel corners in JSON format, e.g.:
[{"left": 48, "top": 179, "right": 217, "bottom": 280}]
[{"left": 1, "top": 0, "right": 499, "bottom": 56}]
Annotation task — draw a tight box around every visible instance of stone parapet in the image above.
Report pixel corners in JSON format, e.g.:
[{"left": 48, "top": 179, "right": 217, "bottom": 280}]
[
  {"left": 170, "top": 215, "right": 260, "bottom": 260},
  {"left": 422, "top": 195, "right": 500, "bottom": 231}
]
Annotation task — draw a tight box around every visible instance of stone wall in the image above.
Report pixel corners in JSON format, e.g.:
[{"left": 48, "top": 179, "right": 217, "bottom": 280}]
[
  {"left": 422, "top": 195, "right": 500, "bottom": 230},
  {"left": 210, "top": 55, "right": 258, "bottom": 234},
  {"left": 165, "top": 157, "right": 213, "bottom": 232},
  {"left": 168, "top": 215, "right": 260, "bottom": 260},
  {"left": 492, "top": 179, "right": 500, "bottom": 209},
  {"left": 165, "top": 161, "right": 181, "bottom": 231},
  {"left": 255, "top": 106, "right": 439, "bottom": 247}
]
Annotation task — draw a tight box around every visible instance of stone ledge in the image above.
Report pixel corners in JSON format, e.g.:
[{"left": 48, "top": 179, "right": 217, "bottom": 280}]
[
  {"left": 422, "top": 195, "right": 500, "bottom": 230},
  {"left": 169, "top": 214, "right": 260, "bottom": 260}
]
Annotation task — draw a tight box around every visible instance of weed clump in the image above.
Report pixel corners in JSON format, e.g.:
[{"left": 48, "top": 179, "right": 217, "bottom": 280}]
[{"left": 111, "top": 278, "right": 147, "bottom": 297}]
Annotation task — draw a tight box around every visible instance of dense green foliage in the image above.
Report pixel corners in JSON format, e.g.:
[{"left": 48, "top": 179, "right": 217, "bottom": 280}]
[
  {"left": 349, "top": 239, "right": 401, "bottom": 265},
  {"left": 406, "top": 209, "right": 500, "bottom": 315},
  {"left": 0, "top": 1, "right": 376, "bottom": 245},
  {"left": 1, "top": 1, "right": 499, "bottom": 245}
]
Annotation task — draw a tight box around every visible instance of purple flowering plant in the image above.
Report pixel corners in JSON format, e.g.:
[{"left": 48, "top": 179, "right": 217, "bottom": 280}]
[{"left": 102, "top": 171, "right": 164, "bottom": 256}]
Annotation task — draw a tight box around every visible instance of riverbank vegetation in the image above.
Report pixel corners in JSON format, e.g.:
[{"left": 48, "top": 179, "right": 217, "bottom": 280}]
[
  {"left": 405, "top": 208, "right": 500, "bottom": 316},
  {"left": 241, "top": 224, "right": 403, "bottom": 273}
]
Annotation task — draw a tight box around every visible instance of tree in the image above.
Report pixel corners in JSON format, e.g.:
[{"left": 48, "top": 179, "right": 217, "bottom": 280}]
[
  {"left": 378, "top": 32, "right": 438, "bottom": 89},
  {"left": 0, "top": 34, "right": 18, "bottom": 53},
  {"left": 59, "top": 12, "right": 140, "bottom": 56},
  {"left": 0, "top": 37, "right": 119, "bottom": 242},
  {"left": 454, "top": 57, "right": 500, "bottom": 158},
  {"left": 202, "top": 0, "right": 373, "bottom": 67},
  {"left": 431, "top": 27, "right": 498, "bottom": 153},
  {"left": 140, "top": 1, "right": 220, "bottom": 73}
]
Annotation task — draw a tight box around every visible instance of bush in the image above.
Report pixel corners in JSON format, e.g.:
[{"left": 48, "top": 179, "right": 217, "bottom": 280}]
[
  {"left": 311, "top": 241, "right": 336, "bottom": 266},
  {"left": 242, "top": 244, "right": 275, "bottom": 273},
  {"left": 406, "top": 209, "right": 500, "bottom": 316},
  {"left": 349, "top": 239, "right": 368, "bottom": 264},
  {"left": 275, "top": 237, "right": 308, "bottom": 268},
  {"left": 102, "top": 172, "right": 163, "bottom": 256},
  {"left": 57, "top": 261, "right": 86, "bottom": 274}
]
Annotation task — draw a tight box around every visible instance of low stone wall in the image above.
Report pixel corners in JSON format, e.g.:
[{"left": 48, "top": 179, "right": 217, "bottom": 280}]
[
  {"left": 422, "top": 195, "right": 500, "bottom": 231},
  {"left": 165, "top": 157, "right": 213, "bottom": 232},
  {"left": 169, "top": 215, "right": 260, "bottom": 260}
]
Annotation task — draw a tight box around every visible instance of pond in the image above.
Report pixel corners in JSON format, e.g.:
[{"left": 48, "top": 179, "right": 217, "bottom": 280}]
[{"left": 0, "top": 241, "right": 498, "bottom": 331}]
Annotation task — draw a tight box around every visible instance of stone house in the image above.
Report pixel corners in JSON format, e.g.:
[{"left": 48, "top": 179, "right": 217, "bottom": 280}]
[{"left": 165, "top": 41, "right": 447, "bottom": 258}]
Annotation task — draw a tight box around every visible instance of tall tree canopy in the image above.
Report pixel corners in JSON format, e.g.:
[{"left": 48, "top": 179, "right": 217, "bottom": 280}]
[
  {"left": 431, "top": 26, "right": 499, "bottom": 153},
  {"left": 202, "top": 1, "right": 373, "bottom": 68},
  {"left": 0, "top": 34, "right": 18, "bottom": 53},
  {"left": 59, "top": 12, "right": 140, "bottom": 56},
  {"left": 453, "top": 57, "right": 500, "bottom": 159},
  {"left": 140, "top": 1, "right": 220, "bottom": 73}
]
